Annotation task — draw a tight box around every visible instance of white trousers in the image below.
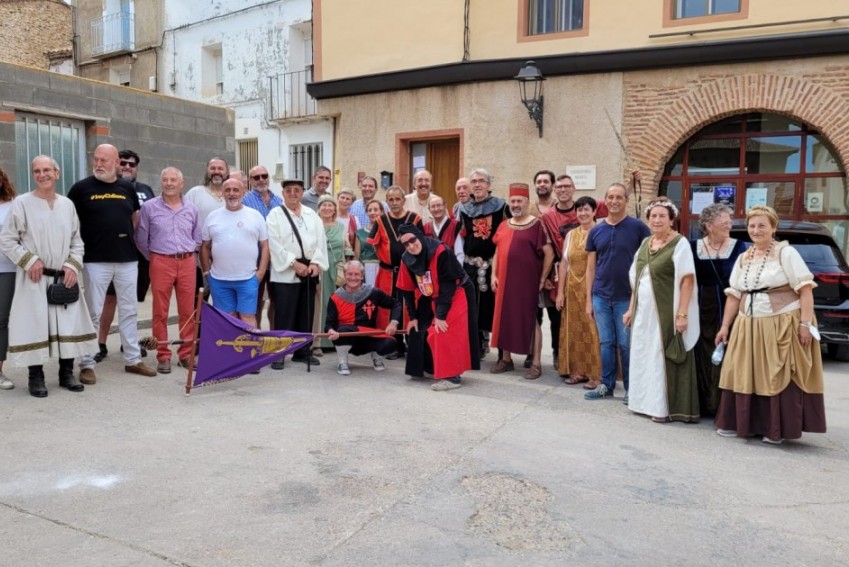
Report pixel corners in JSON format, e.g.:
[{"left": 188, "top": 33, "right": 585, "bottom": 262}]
[{"left": 80, "top": 261, "right": 141, "bottom": 368}]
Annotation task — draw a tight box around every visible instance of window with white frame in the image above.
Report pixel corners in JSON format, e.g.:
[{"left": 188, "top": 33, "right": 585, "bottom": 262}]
[
  {"left": 14, "top": 113, "right": 85, "bottom": 196},
  {"left": 673, "top": 0, "right": 740, "bottom": 19},
  {"left": 289, "top": 143, "right": 323, "bottom": 184},
  {"left": 201, "top": 43, "right": 223, "bottom": 98},
  {"left": 528, "top": 0, "right": 584, "bottom": 35}
]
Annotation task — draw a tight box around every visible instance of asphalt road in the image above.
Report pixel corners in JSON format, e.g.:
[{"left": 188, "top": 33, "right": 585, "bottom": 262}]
[{"left": 1, "top": 327, "right": 847, "bottom": 566}]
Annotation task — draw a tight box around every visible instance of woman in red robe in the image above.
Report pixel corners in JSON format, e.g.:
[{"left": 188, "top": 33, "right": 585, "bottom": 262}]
[{"left": 396, "top": 224, "right": 479, "bottom": 391}]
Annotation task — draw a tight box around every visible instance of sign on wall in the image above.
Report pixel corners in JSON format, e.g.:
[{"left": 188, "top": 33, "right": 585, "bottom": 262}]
[{"left": 565, "top": 165, "right": 596, "bottom": 190}]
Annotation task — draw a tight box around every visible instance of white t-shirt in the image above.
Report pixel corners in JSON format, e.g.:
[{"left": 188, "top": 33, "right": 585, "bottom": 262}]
[
  {"left": 0, "top": 201, "right": 17, "bottom": 273},
  {"left": 202, "top": 206, "right": 268, "bottom": 281},
  {"left": 186, "top": 185, "right": 225, "bottom": 226}
]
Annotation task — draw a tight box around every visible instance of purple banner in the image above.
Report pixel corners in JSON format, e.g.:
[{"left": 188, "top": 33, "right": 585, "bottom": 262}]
[{"left": 193, "top": 303, "right": 313, "bottom": 388}]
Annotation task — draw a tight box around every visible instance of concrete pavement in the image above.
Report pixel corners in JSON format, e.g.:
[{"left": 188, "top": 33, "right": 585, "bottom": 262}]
[{"left": 1, "top": 312, "right": 848, "bottom": 566}]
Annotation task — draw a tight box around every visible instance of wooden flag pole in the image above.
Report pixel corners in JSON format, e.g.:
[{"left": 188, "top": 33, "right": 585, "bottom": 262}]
[
  {"left": 313, "top": 330, "right": 409, "bottom": 339},
  {"left": 184, "top": 288, "right": 205, "bottom": 396}
]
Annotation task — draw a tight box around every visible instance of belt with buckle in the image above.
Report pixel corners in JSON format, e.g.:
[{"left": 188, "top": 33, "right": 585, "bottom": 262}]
[{"left": 157, "top": 251, "right": 195, "bottom": 259}]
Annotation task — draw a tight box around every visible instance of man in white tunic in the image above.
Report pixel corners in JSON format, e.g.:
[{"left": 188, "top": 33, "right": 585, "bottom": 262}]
[{"left": 0, "top": 156, "right": 97, "bottom": 397}]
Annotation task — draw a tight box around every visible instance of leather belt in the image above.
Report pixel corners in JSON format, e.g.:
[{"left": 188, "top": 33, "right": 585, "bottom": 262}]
[{"left": 155, "top": 252, "right": 195, "bottom": 259}]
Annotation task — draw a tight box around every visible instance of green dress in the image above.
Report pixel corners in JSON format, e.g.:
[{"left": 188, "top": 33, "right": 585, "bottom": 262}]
[
  {"left": 628, "top": 236, "right": 700, "bottom": 423},
  {"left": 318, "top": 222, "right": 347, "bottom": 348}
]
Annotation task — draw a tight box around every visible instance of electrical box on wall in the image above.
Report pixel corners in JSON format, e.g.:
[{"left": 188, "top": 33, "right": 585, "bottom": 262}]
[{"left": 380, "top": 170, "right": 393, "bottom": 189}]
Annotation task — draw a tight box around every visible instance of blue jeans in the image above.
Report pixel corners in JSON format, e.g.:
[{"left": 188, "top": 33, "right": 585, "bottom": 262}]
[{"left": 592, "top": 295, "right": 631, "bottom": 393}]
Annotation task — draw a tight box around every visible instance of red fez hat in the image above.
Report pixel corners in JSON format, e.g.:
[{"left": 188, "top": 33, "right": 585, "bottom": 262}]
[{"left": 509, "top": 183, "right": 530, "bottom": 199}]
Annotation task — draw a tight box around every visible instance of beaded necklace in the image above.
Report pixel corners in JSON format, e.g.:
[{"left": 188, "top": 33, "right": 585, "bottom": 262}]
[{"left": 743, "top": 240, "right": 774, "bottom": 290}]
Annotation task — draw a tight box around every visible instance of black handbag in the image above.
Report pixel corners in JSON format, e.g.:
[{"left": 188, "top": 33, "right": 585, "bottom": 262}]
[{"left": 44, "top": 268, "right": 80, "bottom": 307}]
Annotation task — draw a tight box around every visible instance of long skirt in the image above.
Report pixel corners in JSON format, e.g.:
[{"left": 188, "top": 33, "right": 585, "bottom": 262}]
[{"left": 715, "top": 309, "right": 826, "bottom": 439}]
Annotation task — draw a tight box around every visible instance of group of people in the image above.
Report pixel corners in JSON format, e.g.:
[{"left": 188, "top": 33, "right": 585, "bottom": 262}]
[{"left": 0, "top": 155, "right": 828, "bottom": 444}]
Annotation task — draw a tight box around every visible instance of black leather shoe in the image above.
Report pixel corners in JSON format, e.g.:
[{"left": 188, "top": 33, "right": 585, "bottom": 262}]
[
  {"left": 271, "top": 359, "right": 285, "bottom": 370},
  {"left": 385, "top": 351, "right": 401, "bottom": 360},
  {"left": 28, "top": 368, "right": 47, "bottom": 398},
  {"left": 292, "top": 355, "right": 320, "bottom": 365}
]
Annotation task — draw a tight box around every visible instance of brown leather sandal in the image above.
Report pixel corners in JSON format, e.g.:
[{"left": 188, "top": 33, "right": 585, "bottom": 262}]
[
  {"left": 524, "top": 364, "right": 542, "bottom": 380},
  {"left": 563, "top": 374, "right": 589, "bottom": 385},
  {"left": 583, "top": 379, "right": 601, "bottom": 390}
]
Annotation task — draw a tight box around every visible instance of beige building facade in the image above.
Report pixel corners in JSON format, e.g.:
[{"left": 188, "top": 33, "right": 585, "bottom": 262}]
[{"left": 310, "top": 0, "right": 849, "bottom": 252}]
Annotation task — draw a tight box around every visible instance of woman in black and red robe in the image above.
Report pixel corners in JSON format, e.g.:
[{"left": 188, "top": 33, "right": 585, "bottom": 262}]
[{"left": 395, "top": 224, "right": 479, "bottom": 391}]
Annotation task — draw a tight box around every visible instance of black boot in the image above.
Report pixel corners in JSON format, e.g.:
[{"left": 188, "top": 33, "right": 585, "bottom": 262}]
[
  {"left": 28, "top": 366, "right": 47, "bottom": 398},
  {"left": 58, "top": 358, "right": 84, "bottom": 392}
]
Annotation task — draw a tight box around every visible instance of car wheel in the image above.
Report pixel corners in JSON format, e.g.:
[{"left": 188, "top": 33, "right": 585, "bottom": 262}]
[{"left": 826, "top": 343, "right": 849, "bottom": 362}]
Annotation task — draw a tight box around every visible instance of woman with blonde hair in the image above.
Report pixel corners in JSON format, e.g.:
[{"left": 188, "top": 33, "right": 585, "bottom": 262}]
[{"left": 714, "top": 205, "right": 825, "bottom": 444}]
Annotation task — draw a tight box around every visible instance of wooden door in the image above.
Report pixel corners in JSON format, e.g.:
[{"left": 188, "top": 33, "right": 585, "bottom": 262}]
[{"left": 425, "top": 139, "right": 460, "bottom": 206}]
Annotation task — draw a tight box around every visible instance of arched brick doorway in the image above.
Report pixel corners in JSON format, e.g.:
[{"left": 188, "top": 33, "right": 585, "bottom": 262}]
[{"left": 627, "top": 73, "right": 849, "bottom": 252}]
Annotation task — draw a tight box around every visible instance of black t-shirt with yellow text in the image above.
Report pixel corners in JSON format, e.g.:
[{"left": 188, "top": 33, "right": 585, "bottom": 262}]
[{"left": 68, "top": 176, "right": 141, "bottom": 263}]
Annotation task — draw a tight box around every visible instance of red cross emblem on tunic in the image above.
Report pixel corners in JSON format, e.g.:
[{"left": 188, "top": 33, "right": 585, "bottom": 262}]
[
  {"left": 362, "top": 299, "right": 376, "bottom": 320},
  {"left": 472, "top": 217, "right": 492, "bottom": 240}
]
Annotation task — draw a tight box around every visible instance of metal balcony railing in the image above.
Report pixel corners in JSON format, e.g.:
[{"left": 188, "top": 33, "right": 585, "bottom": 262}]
[
  {"left": 268, "top": 68, "right": 317, "bottom": 120},
  {"left": 91, "top": 12, "right": 135, "bottom": 57}
]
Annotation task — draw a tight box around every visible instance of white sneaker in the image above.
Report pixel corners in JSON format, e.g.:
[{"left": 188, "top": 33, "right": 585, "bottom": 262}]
[
  {"left": 336, "top": 362, "right": 351, "bottom": 376},
  {"left": 372, "top": 354, "right": 386, "bottom": 372},
  {"left": 0, "top": 373, "right": 13, "bottom": 390},
  {"left": 762, "top": 436, "right": 784, "bottom": 445},
  {"left": 431, "top": 379, "right": 461, "bottom": 391},
  {"left": 716, "top": 429, "right": 737, "bottom": 438}
]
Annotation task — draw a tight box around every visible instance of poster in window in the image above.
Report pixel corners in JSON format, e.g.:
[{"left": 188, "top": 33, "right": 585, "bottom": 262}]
[
  {"left": 745, "top": 187, "right": 768, "bottom": 210},
  {"left": 690, "top": 185, "right": 714, "bottom": 214},
  {"left": 806, "top": 192, "right": 824, "bottom": 213},
  {"left": 714, "top": 185, "right": 735, "bottom": 207}
]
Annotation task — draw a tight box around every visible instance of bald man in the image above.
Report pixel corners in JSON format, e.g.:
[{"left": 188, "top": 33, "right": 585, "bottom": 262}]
[{"left": 68, "top": 144, "right": 156, "bottom": 382}]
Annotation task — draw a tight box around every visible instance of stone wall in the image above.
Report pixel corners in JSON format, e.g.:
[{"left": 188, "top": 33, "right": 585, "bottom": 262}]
[
  {"left": 0, "top": 60, "right": 235, "bottom": 190},
  {"left": 0, "top": 0, "right": 72, "bottom": 69}
]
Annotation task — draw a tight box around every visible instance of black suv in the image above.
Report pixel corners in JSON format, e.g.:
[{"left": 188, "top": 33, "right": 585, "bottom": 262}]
[{"left": 730, "top": 221, "right": 849, "bottom": 361}]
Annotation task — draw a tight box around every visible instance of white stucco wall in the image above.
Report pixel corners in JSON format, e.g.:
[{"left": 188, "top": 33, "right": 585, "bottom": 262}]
[{"left": 160, "top": 0, "right": 332, "bottom": 172}]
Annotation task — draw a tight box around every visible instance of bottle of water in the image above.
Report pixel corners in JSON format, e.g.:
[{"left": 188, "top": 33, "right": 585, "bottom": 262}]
[{"left": 711, "top": 343, "right": 725, "bottom": 366}]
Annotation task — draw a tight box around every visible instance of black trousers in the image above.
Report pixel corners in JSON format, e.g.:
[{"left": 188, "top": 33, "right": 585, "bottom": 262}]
[{"left": 272, "top": 280, "right": 315, "bottom": 358}]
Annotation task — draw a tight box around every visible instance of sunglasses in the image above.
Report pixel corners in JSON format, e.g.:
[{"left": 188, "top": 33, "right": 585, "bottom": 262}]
[
  {"left": 401, "top": 237, "right": 419, "bottom": 248},
  {"left": 251, "top": 173, "right": 269, "bottom": 181},
  {"left": 119, "top": 160, "right": 138, "bottom": 167}
]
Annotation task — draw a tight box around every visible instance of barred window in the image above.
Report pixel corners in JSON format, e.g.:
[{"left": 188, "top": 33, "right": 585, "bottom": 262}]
[
  {"left": 238, "top": 139, "right": 258, "bottom": 174},
  {"left": 289, "top": 143, "right": 323, "bottom": 184},
  {"left": 15, "top": 113, "right": 85, "bottom": 195}
]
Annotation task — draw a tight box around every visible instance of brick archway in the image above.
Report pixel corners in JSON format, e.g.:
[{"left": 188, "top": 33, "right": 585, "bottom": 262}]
[{"left": 628, "top": 73, "right": 849, "bottom": 195}]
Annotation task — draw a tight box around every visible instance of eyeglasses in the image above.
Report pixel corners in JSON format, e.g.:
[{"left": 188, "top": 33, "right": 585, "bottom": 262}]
[
  {"left": 119, "top": 160, "right": 138, "bottom": 168},
  {"left": 470, "top": 178, "right": 489, "bottom": 185},
  {"left": 401, "top": 237, "right": 418, "bottom": 248},
  {"left": 251, "top": 173, "right": 269, "bottom": 181}
]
